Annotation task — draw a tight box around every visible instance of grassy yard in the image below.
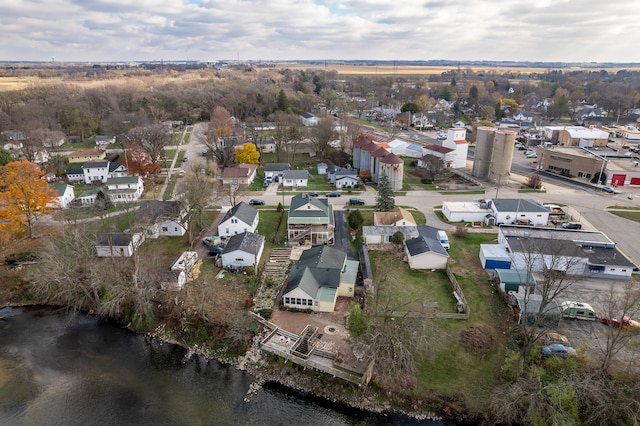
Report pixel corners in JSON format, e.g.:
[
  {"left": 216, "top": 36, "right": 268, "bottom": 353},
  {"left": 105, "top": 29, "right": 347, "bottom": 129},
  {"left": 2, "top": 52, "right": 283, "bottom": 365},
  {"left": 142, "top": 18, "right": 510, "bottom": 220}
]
[
  {"left": 257, "top": 209, "right": 288, "bottom": 248},
  {"left": 162, "top": 149, "right": 177, "bottom": 168},
  {"left": 163, "top": 174, "right": 178, "bottom": 200},
  {"left": 366, "top": 231, "right": 508, "bottom": 413},
  {"left": 52, "top": 202, "right": 139, "bottom": 222},
  {"left": 608, "top": 210, "right": 640, "bottom": 223}
]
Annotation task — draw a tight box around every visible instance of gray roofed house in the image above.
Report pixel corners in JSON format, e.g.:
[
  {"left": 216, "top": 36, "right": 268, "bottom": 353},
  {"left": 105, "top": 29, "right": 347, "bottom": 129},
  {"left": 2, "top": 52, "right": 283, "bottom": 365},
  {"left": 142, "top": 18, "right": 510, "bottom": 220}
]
[
  {"left": 363, "top": 225, "right": 419, "bottom": 245},
  {"left": 135, "top": 200, "right": 187, "bottom": 238},
  {"left": 288, "top": 193, "right": 335, "bottom": 245},
  {"left": 66, "top": 167, "right": 85, "bottom": 182},
  {"left": 264, "top": 163, "right": 291, "bottom": 177},
  {"left": 220, "top": 232, "right": 265, "bottom": 271},
  {"left": 404, "top": 236, "right": 449, "bottom": 269},
  {"left": 490, "top": 198, "right": 550, "bottom": 226},
  {"left": 281, "top": 245, "right": 359, "bottom": 312},
  {"left": 282, "top": 169, "right": 309, "bottom": 187},
  {"left": 218, "top": 201, "right": 259, "bottom": 237}
]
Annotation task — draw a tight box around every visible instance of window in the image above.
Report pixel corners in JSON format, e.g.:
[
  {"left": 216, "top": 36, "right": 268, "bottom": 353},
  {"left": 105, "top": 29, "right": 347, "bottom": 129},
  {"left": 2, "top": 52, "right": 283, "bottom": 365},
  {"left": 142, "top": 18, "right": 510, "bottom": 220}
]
[
  {"left": 296, "top": 298, "right": 301, "bottom": 305},
  {"left": 174, "top": 227, "right": 178, "bottom": 232},
  {"left": 610, "top": 268, "right": 616, "bottom": 271},
  {"left": 235, "top": 258, "right": 244, "bottom": 262},
  {"left": 284, "top": 297, "right": 289, "bottom": 304},
  {"left": 231, "top": 219, "right": 237, "bottom": 224},
  {"left": 162, "top": 227, "right": 168, "bottom": 232}
]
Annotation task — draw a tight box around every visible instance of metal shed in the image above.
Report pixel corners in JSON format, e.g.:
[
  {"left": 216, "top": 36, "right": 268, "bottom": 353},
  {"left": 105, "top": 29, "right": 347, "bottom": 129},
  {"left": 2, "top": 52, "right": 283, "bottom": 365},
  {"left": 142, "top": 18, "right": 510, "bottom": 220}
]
[{"left": 479, "top": 244, "right": 512, "bottom": 270}]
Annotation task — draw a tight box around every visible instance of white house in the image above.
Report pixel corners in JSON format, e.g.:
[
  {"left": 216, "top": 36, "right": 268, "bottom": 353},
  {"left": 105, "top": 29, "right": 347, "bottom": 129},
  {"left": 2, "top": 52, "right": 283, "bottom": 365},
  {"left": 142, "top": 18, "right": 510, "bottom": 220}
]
[
  {"left": 330, "top": 167, "right": 358, "bottom": 189},
  {"left": 282, "top": 170, "right": 309, "bottom": 188},
  {"left": 405, "top": 143, "right": 425, "bottom": 158},
  {"left": 281, "top": 245, "right": 359, "bottom": 312},
  {"left": 82, "top": 161, "right": 110, "bottom": 184},
  {"left": 95, "top": 232, "right": 145, "bottom": 257},
  {"left": 163, "top": 251, "right": 198, "bottom": 290},
  {"left": 388, "top": 138, "right": 410, "bottom": 156},
  {"left": 220, "top": 232, "right": 265, "bottom": 270},
  {"left": 373, "top": 207, "right": 416, "bottom": 227},
  {"left": 264, "top": 163, "right": 290, "bottom": 179},
  {"left": 442, "top": 198, "right": 549, "bottom": 226},
  {"left": 105, "top": 176, "right": 144, "bottom": 203},
  {"left": 77, "top": 188, "right": 100, "bottom": 205},
  {"left": 300, "top": 112, "right": 320, "bottom": 126},
  {"left": 442, "top": 128, "right": 469, "bottom": 169},
  {"left": 404, "top": 236, "right": 449, "bottom": 270},
  {"left": 218, "top": 202, "right": 259, "bottom": 237},
  {"left": 48, "top": 183, "right": 75, "bottom": 209},
  {"left": 66, "top": 168, "right": 85, "bottom": 183},
  {"left": 220, "top": 164, "right": 258, "bottom": 186},
  {"left": 418, "top": 144, "right": 455, "bottom": 169},
  {"left": 135, "top": 200, "right": 187, "bottom": 238}
]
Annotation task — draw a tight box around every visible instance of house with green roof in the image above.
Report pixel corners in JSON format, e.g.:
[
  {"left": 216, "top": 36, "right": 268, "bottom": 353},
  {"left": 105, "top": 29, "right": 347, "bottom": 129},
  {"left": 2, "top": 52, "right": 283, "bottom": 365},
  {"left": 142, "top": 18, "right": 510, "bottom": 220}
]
[
  {"left": 287, "top": 193, "right": 334, "bottom": 245},
  {"left": 47, "top": 183, "right": 75, "bottom": 209},
  {"left": 282, "top": 245, "right": 359, "bottom": 312},
  {"left": 105, "top": 176, "right": 144, "bottom": 203}
]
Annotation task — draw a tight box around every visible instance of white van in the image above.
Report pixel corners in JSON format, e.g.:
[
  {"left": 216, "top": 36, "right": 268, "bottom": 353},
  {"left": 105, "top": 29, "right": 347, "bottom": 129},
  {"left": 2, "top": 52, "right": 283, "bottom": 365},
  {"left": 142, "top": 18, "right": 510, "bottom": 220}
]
[
  {"left": 437, "top": 230, "right": 450, "bottom": 250},
  {"left": 560, "top": 301, "right": 598, "bottom": 321}
]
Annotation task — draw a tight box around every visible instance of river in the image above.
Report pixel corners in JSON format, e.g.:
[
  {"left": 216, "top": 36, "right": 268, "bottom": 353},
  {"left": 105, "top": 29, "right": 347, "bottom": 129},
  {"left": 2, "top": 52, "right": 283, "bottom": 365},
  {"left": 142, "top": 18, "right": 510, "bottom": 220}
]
[{"left": 0, "top": 306, "right": 443, "bottom": 426}]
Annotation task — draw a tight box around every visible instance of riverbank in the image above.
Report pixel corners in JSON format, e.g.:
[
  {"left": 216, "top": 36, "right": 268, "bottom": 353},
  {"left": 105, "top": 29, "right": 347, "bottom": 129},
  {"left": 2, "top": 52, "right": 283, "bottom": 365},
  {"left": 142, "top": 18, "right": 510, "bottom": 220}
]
[{"left": 150, "top": 322, "right": 444, "bottom": 423}]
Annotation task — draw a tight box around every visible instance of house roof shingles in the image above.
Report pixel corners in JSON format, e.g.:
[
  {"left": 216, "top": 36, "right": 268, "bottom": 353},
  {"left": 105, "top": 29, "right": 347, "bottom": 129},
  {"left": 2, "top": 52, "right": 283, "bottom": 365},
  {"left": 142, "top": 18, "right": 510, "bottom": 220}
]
[
  {"left": 492, "top": 199, "right": 548, "bottom": 213},
  {"left": 135, "top": 200, "right": 182, "bottom": 226},
  {"left": 288, "top": 194, "right": 334, "bottom": 225},
  {"left": 97, "top": 232, "right": 132, "bottom": 247},
  {"left": 222, "top": 231, "right": 265, "bottom": 256},
  {"left": 405, "top": 236, "right": 449, "bottom": 257},
  {"left": 283, "top": 245, "right": 346, "bottom": 298},
  {"left": 221, "top": 201, "right": 258, "bottom": 226},
  {"left": 374, "top": 207, "right": 416, "bottom": 226},
  {"left": 282, "top": 170, "right": 309, "bottom": 180}
]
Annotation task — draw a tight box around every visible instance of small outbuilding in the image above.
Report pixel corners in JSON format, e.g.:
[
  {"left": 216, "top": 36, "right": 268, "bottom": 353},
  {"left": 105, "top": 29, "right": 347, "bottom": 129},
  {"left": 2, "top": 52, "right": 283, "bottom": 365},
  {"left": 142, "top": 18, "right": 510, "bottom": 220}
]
[
  {"left": 404, "top": 236, "right": 449, "bottom": 270},
  {"left": 220, "top": 232, "right": 265, "bottom": 272},
  {"left": 494, "top": 269, "right": 536, "bottom": 293},
  {"left": 479, "top": 244, "right": 512, "bottom": 270}
]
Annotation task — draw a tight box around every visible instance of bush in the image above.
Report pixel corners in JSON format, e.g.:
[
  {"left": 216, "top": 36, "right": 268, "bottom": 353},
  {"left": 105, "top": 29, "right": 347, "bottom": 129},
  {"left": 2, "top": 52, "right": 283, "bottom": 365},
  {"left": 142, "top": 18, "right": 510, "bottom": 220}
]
[
  {"left": 276, "top": 202, "right": 283, "bottom": 212},
  {"left": 453, "top": 225, "right": 468, "bottom": 238},
  {"left": 421, "top": 178, "right": 432, "bottom": 184}
]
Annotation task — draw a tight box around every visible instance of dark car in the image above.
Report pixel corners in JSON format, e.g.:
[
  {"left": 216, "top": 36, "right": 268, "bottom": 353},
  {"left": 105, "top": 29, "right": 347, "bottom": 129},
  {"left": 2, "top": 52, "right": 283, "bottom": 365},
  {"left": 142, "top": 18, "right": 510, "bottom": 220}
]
[
  {"left": 562, "top": 222, "right": 582, "bottom": 230},
  {"left": 249, "top": 199, "right": 265, "bottom": 205},
  {"left": 262, "top": 181, "right": 270, "bottom": 188},
  {"left": 308, "top": 191, "right": 319, "bottom": 197},
  {"left": 209, "top": 245, "right": 224, "bottom": 255},
  {"left": 325, "top": 192, "right": 341, "bottom": 197},
  {"left": 348, "top": 198, "right": 365, "bottom": 205}
]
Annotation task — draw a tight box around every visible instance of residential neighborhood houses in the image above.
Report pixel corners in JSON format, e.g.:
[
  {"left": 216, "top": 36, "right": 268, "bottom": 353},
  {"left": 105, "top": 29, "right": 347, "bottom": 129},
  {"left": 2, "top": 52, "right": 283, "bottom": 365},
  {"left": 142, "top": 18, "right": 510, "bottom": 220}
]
[{"left": 5, "top": 65, "right": 640, "bottom": 425}]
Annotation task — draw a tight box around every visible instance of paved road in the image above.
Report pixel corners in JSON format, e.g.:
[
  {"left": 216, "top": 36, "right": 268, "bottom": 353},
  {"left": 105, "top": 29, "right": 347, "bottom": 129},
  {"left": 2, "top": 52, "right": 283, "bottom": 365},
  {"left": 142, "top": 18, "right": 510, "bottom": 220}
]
[{"left": 333, "top": 211, "right": 356, "bottom": 260}]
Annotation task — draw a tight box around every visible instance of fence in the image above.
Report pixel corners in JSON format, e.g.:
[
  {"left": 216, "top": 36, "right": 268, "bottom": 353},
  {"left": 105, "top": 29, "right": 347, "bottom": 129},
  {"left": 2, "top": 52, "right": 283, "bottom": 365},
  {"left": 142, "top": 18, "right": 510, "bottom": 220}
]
[{"left": 446, "top": 265, "right": 471, "bottom": 319}]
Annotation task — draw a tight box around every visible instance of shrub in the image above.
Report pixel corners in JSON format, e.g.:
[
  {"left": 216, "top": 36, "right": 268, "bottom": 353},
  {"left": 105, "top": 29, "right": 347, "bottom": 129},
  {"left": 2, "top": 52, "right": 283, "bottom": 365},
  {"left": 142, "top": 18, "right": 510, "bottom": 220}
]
[
  {"left": 421, "top": 178, "right": 433, "bottom": 184},
  {"left": 276, "top": 202, "right": 283, "bottom": 212},
  {"left": 453, "top": 225, "right": 468, "bottom": 238}
]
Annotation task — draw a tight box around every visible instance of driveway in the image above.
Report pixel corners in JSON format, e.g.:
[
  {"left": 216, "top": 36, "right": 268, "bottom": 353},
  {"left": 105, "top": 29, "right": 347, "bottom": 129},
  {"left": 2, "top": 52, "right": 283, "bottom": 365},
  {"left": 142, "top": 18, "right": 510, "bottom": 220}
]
[{"left": 333, "top": 211, "right": 356, "bottom": 260}]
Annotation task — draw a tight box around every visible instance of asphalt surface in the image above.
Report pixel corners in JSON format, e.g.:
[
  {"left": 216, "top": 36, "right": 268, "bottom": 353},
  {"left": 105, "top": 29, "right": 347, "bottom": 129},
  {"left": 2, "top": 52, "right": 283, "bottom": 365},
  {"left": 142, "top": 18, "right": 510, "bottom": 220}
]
[{"left": 333, "top": 211, "right": 356, "bottom": 260}]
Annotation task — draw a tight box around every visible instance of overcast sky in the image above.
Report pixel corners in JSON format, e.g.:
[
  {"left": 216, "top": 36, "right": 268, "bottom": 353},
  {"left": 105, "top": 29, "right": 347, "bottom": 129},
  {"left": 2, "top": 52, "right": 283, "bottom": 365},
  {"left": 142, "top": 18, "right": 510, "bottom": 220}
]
[{"left": 2, "top": 0, "right": 640, "bottom": 63}]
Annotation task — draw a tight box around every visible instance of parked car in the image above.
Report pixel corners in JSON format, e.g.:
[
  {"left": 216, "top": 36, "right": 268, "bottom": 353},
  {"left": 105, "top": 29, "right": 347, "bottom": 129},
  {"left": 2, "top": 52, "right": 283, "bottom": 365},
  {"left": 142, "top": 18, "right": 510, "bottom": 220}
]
[
  {"left": 209, "top": 245, "right": 224, "bottom": 255},
  {"left": 326, "top": 192, "right": 341, "bottom": 197},
  {"left": 308, "top": 191, "right": 319, "bottom": 197},
  {"left": 249, "top": 199, "right": 265, "bottom": 205},
  {"left": 182, "top": 156, "right": 188, "bottom": 162},
  {"left": 562, "top": 222, "right": 582, "bottom": 230},
  {"left": 602, "top": 186, "right": 622, "bottom": 194},
  {"left": 601, "top": 315, "right": 640, "bottom": 328},
  {"left": 203, "top": 236, "right": 219, "bottom": 247},
  {"left": 524, "top": 150, "right": 535, "bottom": 156},
  {"left": 348, "top": 198, "right": 365, "bottom": 205},
  {"left": 263, "top": 181, "right": 270, "bottom": 188},
  {"left": 540, "top": 332, "right": 570, "bottom": 346},
  {"left": 542, "top": 344, "right": 577, "bottom": 358},
  {"left": 526, "top": 153, "right": 537, "bottom": 159}
]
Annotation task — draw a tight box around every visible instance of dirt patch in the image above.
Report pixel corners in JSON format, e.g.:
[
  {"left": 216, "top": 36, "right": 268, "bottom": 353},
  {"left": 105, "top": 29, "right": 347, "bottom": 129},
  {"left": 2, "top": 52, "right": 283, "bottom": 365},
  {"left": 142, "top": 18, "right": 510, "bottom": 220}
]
[{"left": 459, "top": 325, "right": 497, "bottom": 352}]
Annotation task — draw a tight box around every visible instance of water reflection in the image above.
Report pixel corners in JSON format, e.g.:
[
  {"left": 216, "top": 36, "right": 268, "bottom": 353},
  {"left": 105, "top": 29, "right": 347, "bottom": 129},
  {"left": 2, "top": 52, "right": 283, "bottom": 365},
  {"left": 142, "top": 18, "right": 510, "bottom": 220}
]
[{"left": 0, "top": 307, "right": 442, "bottom": 426}]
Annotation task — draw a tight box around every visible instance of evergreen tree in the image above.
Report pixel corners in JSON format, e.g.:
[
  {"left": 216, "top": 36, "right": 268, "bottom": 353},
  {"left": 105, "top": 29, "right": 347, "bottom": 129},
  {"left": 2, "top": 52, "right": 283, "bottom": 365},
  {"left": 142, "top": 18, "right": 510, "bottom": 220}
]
[
  {"left": 347, "top": 209, "right": 364, "bottom": 230},
  {"left": 276, "top": 89, "right": 290, "bottom": 112},
  {"left": 375, "top": 173, "right": 395, "bottom": 212}
]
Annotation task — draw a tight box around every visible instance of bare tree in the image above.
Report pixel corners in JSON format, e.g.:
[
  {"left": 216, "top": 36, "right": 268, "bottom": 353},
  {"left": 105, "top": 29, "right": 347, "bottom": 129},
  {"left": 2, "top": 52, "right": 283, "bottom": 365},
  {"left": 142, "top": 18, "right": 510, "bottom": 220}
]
[
  {"left": 309, "top": 115, "right": 335, "bottom": 160},
  {"left": 127, "top": 124, "right": 171, "bottom": 164},
  {"left": 271, "top": 111, "right": 301, "bottom": 163},
  {"left": 174, "top": 170, "right": 214, "bottom": 244},
  {"left": 419, "top": 154, "right": 446, "bottom": 181},
  {"left": 508, "top": 230, "right": 592, "bottom": 362},
  {"left": 594, "top": 281, "right": 640, "bottom": 373}
]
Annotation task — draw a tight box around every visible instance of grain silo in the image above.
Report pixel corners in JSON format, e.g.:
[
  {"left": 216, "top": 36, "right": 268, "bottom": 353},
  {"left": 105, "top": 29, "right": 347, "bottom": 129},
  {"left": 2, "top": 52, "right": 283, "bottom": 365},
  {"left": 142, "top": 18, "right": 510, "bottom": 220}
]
[
  {"left": 489, "top": 129, "right": 517, "bottom": 180},
  {"left": 472, "top": 126, "right": 495, "bottom": 178}
]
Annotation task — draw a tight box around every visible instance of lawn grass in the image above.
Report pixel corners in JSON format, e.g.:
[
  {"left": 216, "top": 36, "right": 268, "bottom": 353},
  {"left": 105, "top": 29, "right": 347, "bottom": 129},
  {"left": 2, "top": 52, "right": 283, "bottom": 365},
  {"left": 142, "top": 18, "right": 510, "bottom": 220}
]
[
  {"left": 163, "top": 174, "right": 178, "bottom": 200},
  {"left": 257, "top": 209, "right": 288, "bottom": 248},
  {"left": 608, "top": 210, "right": 640, "bottom": 223},
  {"left": 518, "top": 189, "right": 547, "bottom": 193},
  {"left": 162, "top": 149, "right": 177, "bottom": 168},
  {"left": 366, "top": 231, "right": 507, "bottom": 413},
  {"left": 52, "top": 202, "right": 139, "bottom": 222},
  {"left": 606, "top": 205, "right": 640, "bottom": 210}
]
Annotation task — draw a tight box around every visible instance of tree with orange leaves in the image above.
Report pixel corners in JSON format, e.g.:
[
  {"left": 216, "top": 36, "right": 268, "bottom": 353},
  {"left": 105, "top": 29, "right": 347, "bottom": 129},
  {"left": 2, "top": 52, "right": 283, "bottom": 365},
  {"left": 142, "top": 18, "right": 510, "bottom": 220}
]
[
  {"left": 125, "top": 142, "right": 161, "bottom": 177},
  {"left": 0, "top": 160, "right": 57, "bottom": 239}
]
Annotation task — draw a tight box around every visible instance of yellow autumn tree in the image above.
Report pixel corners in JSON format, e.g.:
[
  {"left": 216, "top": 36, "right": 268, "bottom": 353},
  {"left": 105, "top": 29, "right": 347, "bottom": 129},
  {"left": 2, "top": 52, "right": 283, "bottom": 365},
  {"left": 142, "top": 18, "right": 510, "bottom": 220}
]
[
  {"left": 234, "top": 142, "right": 260, "bottom": 164},
  {"left": 0, "top": 160, "right": 57, "bottom": 239}
]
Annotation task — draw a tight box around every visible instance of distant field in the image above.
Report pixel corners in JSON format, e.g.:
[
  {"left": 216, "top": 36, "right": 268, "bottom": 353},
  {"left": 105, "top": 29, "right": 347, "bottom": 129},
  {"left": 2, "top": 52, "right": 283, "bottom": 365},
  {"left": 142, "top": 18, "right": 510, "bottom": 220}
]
[{"left": 274, "top": 62, "right": 640, "bottom": 76}]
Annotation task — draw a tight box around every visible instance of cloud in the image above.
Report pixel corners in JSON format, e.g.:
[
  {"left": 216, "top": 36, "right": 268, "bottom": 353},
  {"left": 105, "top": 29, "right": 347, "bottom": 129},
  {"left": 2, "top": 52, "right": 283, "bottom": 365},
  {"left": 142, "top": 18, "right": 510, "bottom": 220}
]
[{"left": 1, "top": 0, "right": 639, "bottom": 62}]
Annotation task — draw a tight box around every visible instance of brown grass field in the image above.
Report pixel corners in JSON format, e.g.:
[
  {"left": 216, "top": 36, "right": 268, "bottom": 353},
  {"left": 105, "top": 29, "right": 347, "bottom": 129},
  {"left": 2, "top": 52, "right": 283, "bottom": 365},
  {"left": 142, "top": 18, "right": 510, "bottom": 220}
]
[{"left": 2, "top": 62, "right": 640, "bottom": 92}]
